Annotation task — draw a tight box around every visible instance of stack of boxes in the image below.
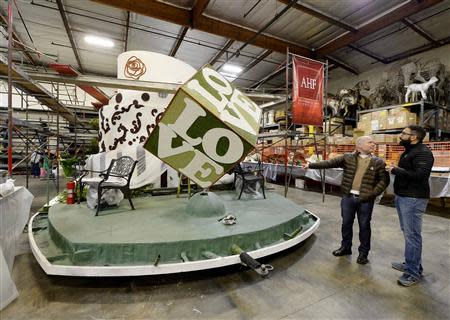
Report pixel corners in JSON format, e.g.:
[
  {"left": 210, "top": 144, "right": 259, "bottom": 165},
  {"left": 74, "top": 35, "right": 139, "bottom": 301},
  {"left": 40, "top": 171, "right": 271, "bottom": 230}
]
[
  {"left": 387, "top": 107, "right": 417, "bottom": 129},
  {"left": 354, "top": 107, "right": 420, "bottom": 143},
  {"left": 259, "top": 104, "right": 446, "bottom": 166},
  {"left": 371, "top": 110, "right": 389, "bottom": 131},
  {"left": 355, "top": 113, "right": 372, "bottom": 135}
]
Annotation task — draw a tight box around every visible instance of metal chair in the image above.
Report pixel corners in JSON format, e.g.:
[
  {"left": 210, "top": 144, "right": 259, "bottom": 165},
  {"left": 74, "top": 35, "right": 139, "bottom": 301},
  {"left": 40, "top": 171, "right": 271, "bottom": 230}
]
[
  {"left": 233, "top": 162, "right": 266, "bottom": 200},
  {"left": 78, "top": 156, "right": 138, "bottom": 216}
]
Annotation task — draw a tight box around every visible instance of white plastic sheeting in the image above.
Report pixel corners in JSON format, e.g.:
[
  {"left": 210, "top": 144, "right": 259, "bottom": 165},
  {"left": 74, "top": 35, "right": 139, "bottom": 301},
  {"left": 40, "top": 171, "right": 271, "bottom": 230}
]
[
  {"left": 0, "top": 187, "right": 34, "bottom": 310},
  {"left": 83, "top": 145, "right": 179, "bottom": 189},
  {"left": 0, "top": 179, "right": 15, "bottom": 197},
  {"left": 86, "top": 188, "right": 124, "bottom": 211},
  {"left": 234, "top": 177, "right": 264, "bottom": 200}
]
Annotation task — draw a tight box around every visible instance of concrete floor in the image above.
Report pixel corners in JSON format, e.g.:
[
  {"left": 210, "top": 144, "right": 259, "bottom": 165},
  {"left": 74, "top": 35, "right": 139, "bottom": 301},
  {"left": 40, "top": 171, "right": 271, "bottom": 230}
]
[{"left": 2, "top": 176, "right": 449, "bottom": 320}]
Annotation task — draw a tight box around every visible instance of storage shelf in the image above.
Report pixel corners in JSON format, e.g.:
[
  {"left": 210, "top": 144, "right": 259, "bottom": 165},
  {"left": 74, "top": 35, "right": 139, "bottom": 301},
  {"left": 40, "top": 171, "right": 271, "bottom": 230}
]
[
  {"left": 358, "top": 101, "right": 448, "bottom": 115},
  {"left": 261, "top": 123, "right": 280, "bottom": 129},
  {"left": 372, "top": 128, "right": 450, "bottom": 136},
  {"left": 258, "top": 131, "right": 299, "bottom": 139},
  {"left": 371, "top": 129, "right": 402, "bottom": 134},
  {"left": 357, "top": 101, "right": 449, "bottom": 140}
]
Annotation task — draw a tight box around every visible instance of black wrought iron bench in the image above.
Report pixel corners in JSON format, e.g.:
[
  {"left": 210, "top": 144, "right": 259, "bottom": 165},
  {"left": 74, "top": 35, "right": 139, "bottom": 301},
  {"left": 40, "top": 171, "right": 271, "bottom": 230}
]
[
  {"left": 78, "top": 156, "right": 138, "bottom": 216},
  {"left": 233, "top": 162, "right": 266, "bottom": 200}
]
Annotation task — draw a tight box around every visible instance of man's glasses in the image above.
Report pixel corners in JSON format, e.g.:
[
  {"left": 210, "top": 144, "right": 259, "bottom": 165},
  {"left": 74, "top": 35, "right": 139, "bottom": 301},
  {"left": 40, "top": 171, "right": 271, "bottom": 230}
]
[{"left": 400, "top": 131, "right": 413, "bottom": 136}]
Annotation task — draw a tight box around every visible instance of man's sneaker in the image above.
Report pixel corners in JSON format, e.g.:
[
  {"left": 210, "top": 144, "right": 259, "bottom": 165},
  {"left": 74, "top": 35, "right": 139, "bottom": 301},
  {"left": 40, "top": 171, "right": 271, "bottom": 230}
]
[
  {"left": 397, "top": 273, "right": 421, "bottom": 287},
  {"left": 391, "top": 262, "right": 406, "bottom": 272},
  {"left": 392, "top": 262, "right": 423, "bottom": 275}
]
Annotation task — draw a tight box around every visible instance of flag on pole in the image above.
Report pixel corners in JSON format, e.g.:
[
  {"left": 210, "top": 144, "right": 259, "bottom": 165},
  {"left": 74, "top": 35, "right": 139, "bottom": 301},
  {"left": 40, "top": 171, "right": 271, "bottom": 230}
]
[{"left": 292, "top": 56, "right": 324, "bottom": 126}]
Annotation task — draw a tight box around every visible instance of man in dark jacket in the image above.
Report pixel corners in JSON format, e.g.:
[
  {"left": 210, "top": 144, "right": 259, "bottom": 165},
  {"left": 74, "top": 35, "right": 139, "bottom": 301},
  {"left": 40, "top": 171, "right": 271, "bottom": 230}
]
[
  {"left": 306, "top": 136, "right": 390, "bottom": 264},
  {"left": 390, "top": 125, "right": 434, "bottom": 287}
]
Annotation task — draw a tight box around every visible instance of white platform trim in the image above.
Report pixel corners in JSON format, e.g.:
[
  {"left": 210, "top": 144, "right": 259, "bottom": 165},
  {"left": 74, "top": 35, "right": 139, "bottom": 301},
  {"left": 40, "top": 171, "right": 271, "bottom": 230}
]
[{"left": 28, "top": 209, "right": 320, "bottom": 277}]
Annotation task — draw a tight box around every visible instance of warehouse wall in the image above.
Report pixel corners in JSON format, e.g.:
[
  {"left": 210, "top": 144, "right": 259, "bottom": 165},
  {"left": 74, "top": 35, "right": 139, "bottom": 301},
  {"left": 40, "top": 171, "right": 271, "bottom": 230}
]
[{"left": 328, "top": 43, "right": 450, "bottom": 95}]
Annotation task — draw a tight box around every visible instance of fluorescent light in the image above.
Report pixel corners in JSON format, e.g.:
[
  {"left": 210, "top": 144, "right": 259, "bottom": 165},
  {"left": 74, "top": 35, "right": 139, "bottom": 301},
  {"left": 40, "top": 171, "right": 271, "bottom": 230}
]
[
  {"left": 84, "top": 35, "right": 114, "bottom": 48},
  {"left": 219, "top": 71, "right": 238, "bottom": 79},
  {"left": 222, "top": 64, "right": 243, "bottom": 74}
]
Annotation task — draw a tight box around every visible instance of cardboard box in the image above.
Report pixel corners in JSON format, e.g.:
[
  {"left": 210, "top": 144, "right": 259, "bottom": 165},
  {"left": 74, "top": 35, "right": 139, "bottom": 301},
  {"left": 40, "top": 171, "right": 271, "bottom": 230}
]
[
  {"left": 389, "top": 107, "right": 409, "bottom": 115},
  {"left": 357, "top": 120, "right": 371, "bottom": 133},
  {"left": 334, "top": 137, "right": 350, "bottom": 145},
  {"left": 396, "top": 112, "right": 417, "bottom": 128},
  {"left": 387, "top": 115, "right": 396, "bottom": 129},
  {"left": 372, "top": 134, "right": 387, "bottom": 143},
  {"left": 360, "top": 113, "right": 372, "bottom": 122},
  {"left": 371, "top": 118, "right": 388, "bottom": 131},
  {"left": 385, "top": 134, "right": 399, "bottom": 143},
  {"left": 371, "top": 110, "right": 388, "bottom": 130},
  {"left": 353, "top": 129, "right": 366, "bottom": 138},
  {"left": 387, "top": 109, "right": 417, "bottom": 129},
  {"left": 371, "top": 134, "right": 399, "bottom": 143}
]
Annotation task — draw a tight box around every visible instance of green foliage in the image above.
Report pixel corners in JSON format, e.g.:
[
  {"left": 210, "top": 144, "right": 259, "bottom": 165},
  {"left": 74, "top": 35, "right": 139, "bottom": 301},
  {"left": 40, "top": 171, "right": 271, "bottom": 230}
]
[
  {"left": 57, "top": 185, "right": 87, "bottom": 203},
  {"left": 57, "top": 190, "right": 68, "bottom": 203},
  {"left": 60, "top": 158, "right": 79, "bottom": 178},
  {"left": 85, "top": 137, "right": 99, "bottom": 155},
  {"left": 89, "top": 118, "right": 99, "bottom": 130}
]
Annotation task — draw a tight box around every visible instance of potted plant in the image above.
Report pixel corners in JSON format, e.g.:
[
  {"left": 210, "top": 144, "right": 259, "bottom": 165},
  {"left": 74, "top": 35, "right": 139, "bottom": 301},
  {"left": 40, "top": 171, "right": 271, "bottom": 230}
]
[{"left": 60, "top": 152, "right": 79, "bottom": 178}]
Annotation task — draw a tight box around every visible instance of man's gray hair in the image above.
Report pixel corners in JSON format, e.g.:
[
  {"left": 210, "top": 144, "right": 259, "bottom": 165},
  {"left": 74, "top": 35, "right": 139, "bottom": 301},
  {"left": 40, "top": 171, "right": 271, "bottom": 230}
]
[{"left": 356, "top": 136, "right": 373, "bottom": 147}]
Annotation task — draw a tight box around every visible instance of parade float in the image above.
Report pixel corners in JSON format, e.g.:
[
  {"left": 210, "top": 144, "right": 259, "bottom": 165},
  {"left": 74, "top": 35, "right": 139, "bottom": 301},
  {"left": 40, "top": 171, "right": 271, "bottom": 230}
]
[{"left": 28, "top": 51, "right": 320, "bottom": 277}]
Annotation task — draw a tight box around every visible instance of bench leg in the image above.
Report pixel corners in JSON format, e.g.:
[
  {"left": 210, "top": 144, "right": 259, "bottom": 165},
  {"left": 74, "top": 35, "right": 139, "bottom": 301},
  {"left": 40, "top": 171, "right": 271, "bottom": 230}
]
[
  {"left": 128, "top": 192, "right": 135, "bottom": 210},
  {"left": 261, "top": 179, "right": 266, "bottom": 199},
  {"left": 78, "top": 182, "right": 83, "bottom": 204},
  {"left": 238, "top": 180, "right": 245, "bottom": 200},
  {"left": 95, "top": 185, "right": 102, "bottom": 216}
]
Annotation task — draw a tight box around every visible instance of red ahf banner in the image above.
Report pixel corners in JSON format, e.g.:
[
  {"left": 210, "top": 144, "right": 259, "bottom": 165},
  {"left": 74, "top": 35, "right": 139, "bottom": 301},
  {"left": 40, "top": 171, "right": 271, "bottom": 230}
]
[{"left": 292, "top": 56, "right": 324, "bottom": 126}]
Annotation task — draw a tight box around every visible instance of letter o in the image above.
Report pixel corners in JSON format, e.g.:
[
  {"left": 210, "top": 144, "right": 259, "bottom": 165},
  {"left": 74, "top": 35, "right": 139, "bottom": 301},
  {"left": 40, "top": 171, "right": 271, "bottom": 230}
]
[
  {"left": 202, "top": 128, "right": 243, "bottom": 164},
  {"left": 202, "top": 68, "right": 233, "bottom": 96}
]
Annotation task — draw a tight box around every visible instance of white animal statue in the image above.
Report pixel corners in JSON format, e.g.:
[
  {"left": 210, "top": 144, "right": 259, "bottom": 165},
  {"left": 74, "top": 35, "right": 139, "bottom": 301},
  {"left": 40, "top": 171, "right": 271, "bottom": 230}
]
[{"left": 405, "top": 76, "right": 439, "bottom": 102}]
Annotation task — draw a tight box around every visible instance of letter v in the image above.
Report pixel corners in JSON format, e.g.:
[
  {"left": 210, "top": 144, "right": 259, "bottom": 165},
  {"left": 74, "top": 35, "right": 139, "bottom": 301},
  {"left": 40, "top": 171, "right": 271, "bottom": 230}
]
[{"left": 157, "top": 123, "right": 194, "bottom": 158}]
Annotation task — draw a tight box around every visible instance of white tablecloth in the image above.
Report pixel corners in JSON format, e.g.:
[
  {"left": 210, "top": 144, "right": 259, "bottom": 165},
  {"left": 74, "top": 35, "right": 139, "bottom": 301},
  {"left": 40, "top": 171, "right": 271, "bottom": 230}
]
[
  {"left": 243, "top": 162, "right": 450, "bottom": 198},
  {"left": 0, "top": 186, "right": 34, "bottom": 310}
]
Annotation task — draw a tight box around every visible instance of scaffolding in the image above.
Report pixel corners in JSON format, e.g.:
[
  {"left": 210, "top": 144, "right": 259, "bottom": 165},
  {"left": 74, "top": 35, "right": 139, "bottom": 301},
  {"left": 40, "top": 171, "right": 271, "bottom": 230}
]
[
  {"left": 0, "top": 77, "right": 98, "bottom": 192},
  {"left": 256, "top": 49, "right": 330, "bottom": 199}
]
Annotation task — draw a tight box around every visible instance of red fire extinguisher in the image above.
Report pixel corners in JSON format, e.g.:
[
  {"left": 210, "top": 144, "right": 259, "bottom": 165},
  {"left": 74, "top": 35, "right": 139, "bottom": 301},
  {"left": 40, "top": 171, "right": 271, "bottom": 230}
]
[{"left": 66, "top": 181, "right": 76, "bottom": 204}]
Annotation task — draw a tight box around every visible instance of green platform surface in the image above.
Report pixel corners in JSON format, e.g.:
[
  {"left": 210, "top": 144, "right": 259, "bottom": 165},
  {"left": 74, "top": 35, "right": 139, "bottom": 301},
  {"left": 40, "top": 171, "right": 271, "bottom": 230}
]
[{"left": 34, "top": 191, "right": 316, "bottom": 266}]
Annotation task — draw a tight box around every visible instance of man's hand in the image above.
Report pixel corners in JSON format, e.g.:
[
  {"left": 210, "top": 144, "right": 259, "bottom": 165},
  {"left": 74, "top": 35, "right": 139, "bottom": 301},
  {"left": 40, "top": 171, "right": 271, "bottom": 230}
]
[
  {"left": 301, "top": 162, "right": 310, "bottom": 169},
  {"left": 387, "top": 164, "right": 395, "bottom": 173}
]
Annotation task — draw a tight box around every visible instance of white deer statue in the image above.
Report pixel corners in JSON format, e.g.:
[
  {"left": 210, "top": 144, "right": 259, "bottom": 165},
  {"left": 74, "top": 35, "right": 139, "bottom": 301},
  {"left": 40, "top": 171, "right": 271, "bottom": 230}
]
[{"left": 405, "top": 76, "right": 439, "bottom": 102}]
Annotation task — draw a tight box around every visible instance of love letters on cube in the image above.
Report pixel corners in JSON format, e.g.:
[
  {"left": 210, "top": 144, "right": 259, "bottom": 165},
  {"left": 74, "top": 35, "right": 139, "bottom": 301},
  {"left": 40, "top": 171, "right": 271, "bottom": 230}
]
[{"left": 144, "top": 65, "right": 261, "bottom": 188}]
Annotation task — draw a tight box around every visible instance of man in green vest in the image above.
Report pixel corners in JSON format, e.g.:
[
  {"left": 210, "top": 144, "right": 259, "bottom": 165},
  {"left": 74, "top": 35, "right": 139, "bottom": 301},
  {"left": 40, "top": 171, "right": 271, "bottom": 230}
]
[{"left": 305, "top": 136, "right": 390, "bottom": 264}]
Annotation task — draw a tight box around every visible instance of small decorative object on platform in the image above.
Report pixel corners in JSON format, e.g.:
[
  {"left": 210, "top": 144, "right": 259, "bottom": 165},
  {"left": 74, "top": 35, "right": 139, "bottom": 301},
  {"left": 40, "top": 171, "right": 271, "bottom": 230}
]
[
  {"left": 219, "top": 214, "right": 237, "bottom": 225},
  {"left": 66, "top": 181, "right": 76, "bottom": 204}
]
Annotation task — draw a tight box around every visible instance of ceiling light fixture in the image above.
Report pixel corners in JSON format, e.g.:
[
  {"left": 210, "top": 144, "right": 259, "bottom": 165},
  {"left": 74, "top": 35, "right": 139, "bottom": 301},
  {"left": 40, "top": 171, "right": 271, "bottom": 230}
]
[
  {"left": 219, "top": 71, "right": 239, "bottom": 79},
  {"left": 222, "top": 64, "right": 243, "bottom": 74},
  {"left": 84, "top": 35, "right": 114, "bottom": 48}
]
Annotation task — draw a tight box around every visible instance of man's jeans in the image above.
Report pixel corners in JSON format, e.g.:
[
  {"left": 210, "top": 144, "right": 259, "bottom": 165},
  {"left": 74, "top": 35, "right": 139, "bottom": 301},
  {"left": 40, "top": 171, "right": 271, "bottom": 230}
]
[
  {"left": 395, "top": 196, "right": 427, "bottom": 279},
  {"left": 340, "top": 195, "right": 374, "bottom": 255},
  {"left": 32, "top": 163, "right": 40, "bottom": 177}
]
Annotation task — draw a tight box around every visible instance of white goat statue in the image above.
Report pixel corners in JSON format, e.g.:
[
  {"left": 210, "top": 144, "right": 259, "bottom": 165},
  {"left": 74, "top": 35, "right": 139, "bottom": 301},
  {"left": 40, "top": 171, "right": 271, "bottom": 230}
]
[{"left": 405, "top": 76, "right": 439, "bottom": 102}]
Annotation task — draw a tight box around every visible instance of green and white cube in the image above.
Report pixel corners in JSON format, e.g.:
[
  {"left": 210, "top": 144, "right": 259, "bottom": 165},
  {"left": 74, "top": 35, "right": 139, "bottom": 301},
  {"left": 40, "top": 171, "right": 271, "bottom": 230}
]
[{"left": 145, "top": 65, "right": 261, "bottom": 188}]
